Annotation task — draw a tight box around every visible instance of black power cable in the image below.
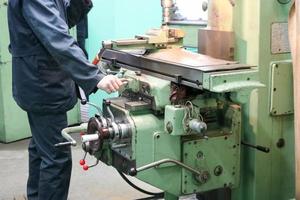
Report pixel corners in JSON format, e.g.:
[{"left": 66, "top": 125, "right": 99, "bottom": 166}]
[{"left": 117, "top": 170, "right": 164, "bottom": 198}]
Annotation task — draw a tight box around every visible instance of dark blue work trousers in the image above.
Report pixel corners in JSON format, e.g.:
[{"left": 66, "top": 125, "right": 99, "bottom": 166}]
[{"left": 27, "top": 112, "right": 72, "bottom": 200}]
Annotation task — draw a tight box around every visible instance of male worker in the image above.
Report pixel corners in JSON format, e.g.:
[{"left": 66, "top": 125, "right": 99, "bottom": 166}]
[{"left": 7, "top": 0, "right": 122, "bottom": 199}]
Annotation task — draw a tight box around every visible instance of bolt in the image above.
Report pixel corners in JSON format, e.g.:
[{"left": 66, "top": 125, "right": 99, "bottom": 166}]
[
  {"left": 197, "top": 151, "right": 204, "bottom": 159},
  {"left": 214, "top": 165, "right": 223, "bottom": 176},
  {"left": 200, "top": 171, "right": 210, "bottom": 183},
  {"left": 277, "top": 138, "right": 285, "bottom": 148},
  {"left": 166, "top": 121, "right": 173, "bottom": 134}
]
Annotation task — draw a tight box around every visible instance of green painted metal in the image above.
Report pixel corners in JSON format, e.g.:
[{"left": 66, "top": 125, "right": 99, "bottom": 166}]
[
  {"left": 125, "top": 70, "right": 171, "bottom": 111},
  {"left": 202, "top": 69, "right": 264, "bottom": 93},
  {"left": 269, "top": 60, "right": 293, "bottom": 116},
  {"left": 96, "top": 70, "right": 245, "bottom": 198},
  {"left": 182, "top": 105, "right": 241, "bottom": 195},
  {"left": 0, "top": 1, "right": 10, "bottom": 63},
  {"left": 0, "top": 62, "right": 31, "bottom": 142},
  {"left": 164, "top": 105, "right": 186, "bottom": 136},
  {"left": 232, "top": 1, "right": 295, "bottom": 200},
  {"left": 0, "top": 4, "right": 80, "bottom": 142},
  {"left": 164, "top": 192, "right": 179, "bottom": 200},
  {"left": 133, "top": 113, "right": 182, "bottom": 196}
]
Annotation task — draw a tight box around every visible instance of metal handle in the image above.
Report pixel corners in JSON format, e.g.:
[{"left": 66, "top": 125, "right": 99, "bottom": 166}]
[
  {"left": 241, "top": 141, "right": 270, "bottom": 153},
  {"left": 54, "top": 123, "right": 88, "bottom": 147},
  {"left": 129, "top": 159, "right": 202, "bottom": 176}
]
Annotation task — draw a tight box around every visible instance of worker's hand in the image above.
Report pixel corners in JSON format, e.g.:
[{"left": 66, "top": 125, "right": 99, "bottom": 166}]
[{"left": 97, "top": 75, "right": 123, "bottom": 94}]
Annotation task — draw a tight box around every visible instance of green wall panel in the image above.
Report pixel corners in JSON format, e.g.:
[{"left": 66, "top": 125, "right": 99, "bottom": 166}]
[
  {"left": 0, "top": 62, "right": 31, "bottom": 142},
  {"left": 87, "top": 0, "right": 161, "bottom": 116},
  {"left": 0, "top": 1, "right": 10, "bottom": 63}
]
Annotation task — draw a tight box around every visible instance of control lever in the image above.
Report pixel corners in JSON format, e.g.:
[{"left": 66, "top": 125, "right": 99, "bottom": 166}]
[
  {"left": 104, "top": 100, "right": 115, "bottom": 122},
  {"left": 79, "top": 151, "right": 100, "bottom": 171},
  {"left": 79, "top": 88, "right": 103, "bottom": 115},
  {"left": 79, "top": 130, "right": 102, "bottom": 171},
  {"left": 241, "top": 141, "right": 270, "bottom": 153}
]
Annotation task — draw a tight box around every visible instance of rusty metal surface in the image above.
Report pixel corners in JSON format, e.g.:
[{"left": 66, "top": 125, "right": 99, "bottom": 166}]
[
  {"left": 198, "top": 29, "right": 235, "bottom": 61},
  {"left": 144, "top": 48, "right": 238, "bottom": 71}
]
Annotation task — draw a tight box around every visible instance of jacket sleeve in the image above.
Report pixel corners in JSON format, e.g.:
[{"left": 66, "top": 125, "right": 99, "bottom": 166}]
[
  {"left": 22, "top": 0, "right": 103, "bottom": 95},
  {"left": 67, "top": 0, "right": 93, "bottom": 28}
]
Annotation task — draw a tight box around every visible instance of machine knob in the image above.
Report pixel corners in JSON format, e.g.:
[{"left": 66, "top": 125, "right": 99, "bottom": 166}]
[
  {"left": 79, "top": 159, "right": 86, "bottom": 166},
  {"left": 104, "top": 100, "right": 112, "bottom": 106},
  {"left": 83, "top": 165, "right": 89, "bottom": 171},
  {"left": 129, "top": 168, "right": 137, "bottom": 176}
]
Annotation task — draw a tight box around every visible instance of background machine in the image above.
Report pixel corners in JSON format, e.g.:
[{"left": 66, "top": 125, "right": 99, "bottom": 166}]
[{"left": 56, "top": 0, "right": 295, "bottom": 200}]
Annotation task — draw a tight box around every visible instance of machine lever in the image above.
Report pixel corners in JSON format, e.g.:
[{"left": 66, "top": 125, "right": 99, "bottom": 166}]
[
  {"left": 104, "top": 100, "right": 115, "bottom": 122},
  {"left": 129, "top": 159, "right": 202, "bottom": 176},
  {"left": 82, "top": 159, "right": 100, "bottom": 171},
  {"left": 241, "top": 141, "right": 270, "bottom": 153},
  {"left": 54, "top": 141, "right": 73, "bottom": 147}
]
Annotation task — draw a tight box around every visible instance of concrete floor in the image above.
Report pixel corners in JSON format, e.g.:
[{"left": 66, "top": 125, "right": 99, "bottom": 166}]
[{"left": 0, "top": 134, "right": 197, "bottom": 200}]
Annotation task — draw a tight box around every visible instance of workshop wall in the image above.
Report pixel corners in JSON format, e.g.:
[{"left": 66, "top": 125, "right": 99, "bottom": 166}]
[{"left": 87, "top": 0, "right": 161, "bottom": 116}]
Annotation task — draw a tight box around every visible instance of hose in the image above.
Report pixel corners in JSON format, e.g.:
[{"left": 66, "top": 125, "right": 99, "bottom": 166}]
[{"left": 117, "top": 171, "right": 164, "bottom": 198}]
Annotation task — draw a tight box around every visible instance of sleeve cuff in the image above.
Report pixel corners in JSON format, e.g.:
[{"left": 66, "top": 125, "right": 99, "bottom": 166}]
[{"left": 88, "top": 73, "right": 105, "bottom": 95}]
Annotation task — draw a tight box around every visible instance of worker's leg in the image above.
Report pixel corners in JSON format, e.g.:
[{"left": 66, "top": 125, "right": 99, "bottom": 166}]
[
  {"left": 27, "top": 138, "right": 41, "bottom": 200},
  {"left": 27, "top": 112, "right": 72, "bottom": 200}
]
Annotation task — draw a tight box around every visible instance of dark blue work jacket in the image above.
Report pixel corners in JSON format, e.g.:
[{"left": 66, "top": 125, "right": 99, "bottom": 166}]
[{"left": 7, "top": 0, "right": 104, "bottom": 113}]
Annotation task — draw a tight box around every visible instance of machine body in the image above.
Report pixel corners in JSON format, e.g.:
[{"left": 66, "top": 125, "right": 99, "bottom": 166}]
[{"left": 69, "top": 25, "right": 262, "bottom": 199}]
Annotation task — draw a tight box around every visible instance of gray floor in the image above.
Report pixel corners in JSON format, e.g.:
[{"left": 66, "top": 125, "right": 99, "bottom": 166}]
[{"left": 0, "top": 134, "right": 196, "bottom": 200}]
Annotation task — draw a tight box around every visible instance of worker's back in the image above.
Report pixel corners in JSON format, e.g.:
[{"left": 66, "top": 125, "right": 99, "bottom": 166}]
[{"left": 7, "top": 0, "right": 78, "bottom": 113}]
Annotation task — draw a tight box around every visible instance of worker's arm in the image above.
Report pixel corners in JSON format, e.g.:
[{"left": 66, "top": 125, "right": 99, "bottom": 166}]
[
  {"left": 22, "top": 0, "right": 121, "bottom": 94},
  {"left": 67, "top": 0, "right": 93, "bottom": 28}
]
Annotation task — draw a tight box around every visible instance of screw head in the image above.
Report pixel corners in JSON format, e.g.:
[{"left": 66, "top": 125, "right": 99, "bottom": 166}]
[
  {"left": 197, "top": 151, "right": 204, "bottom": 159},
  {"left": 214, "top": 165, "right": 223, "bottom": 176},
  {"left": 166, "top": 122, "right": 173, "bottom": 134}
]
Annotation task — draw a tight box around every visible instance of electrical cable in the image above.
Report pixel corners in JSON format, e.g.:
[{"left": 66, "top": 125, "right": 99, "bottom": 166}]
[{"left": 117, "top": 171, "right": 164, "bottom": 198}]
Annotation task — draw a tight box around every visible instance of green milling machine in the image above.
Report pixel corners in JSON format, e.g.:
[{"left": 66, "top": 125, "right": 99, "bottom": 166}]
[
  {"left": 0, "top": 0, "right": 80, "bottom": 143},
  {"left": 0, "top": 0, "right": 290, "bottom": 199},
  {"left": 56, "top": 0, "right": 295, "bottom": 199}
]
